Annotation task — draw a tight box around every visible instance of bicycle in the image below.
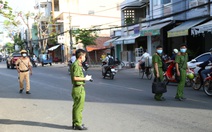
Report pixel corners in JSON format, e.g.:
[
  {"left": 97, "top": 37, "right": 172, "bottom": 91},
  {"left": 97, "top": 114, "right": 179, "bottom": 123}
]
[{"left": 139, "top": 67, "right": 153, "bottom": 80}]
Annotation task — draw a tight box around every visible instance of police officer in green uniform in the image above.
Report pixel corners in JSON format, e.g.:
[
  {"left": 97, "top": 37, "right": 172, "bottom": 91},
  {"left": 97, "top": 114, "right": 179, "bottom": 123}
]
[
  {"left": 175, "top": 44, "right": 189, "bottom": 101},
  {"left": 70, "top": 49, "right": 92, "bottom": 130},
  {"left": 152, "top": 45, "right": 166, "bottom": 101}
]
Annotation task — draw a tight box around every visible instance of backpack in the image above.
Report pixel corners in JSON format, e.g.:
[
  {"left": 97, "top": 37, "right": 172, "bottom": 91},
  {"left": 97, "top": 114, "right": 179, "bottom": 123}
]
[{"left": 108, "top": 57, "right": 114, "bottom": 65}]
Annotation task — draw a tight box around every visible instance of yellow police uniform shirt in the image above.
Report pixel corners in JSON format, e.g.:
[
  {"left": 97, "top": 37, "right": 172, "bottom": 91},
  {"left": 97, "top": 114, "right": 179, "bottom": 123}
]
[{"left": 16, "top": 58, "right": 31, "bottom": 71}]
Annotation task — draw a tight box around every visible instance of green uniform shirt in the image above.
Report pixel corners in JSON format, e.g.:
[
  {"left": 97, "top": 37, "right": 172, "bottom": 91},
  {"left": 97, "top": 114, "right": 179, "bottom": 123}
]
[
  {"left": 175, "top": 53, "right": 188, "bottom": 70},
  {"left": 70, "top": 60, "right": 85, "bottom": 86},
  {"left": 152, "top": 53, "right": 162, "bottom": 68}
]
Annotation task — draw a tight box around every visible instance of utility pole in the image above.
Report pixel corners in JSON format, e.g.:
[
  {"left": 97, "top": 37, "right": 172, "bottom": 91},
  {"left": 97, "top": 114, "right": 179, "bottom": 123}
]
[{"left": 69, "top": 5, "right": 73, "bottom": 56}]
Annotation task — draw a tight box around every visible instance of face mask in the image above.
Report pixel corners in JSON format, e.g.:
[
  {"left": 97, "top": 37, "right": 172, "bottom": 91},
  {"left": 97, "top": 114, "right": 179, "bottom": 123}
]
[
  {"left": 157, "top": 50, "right": 163, "bottom": 54},
  {"left": 180, "top": 49, "right": 187, "bottom": 53},
  {"left": 22, "top": 53, "right": 27, "bottom": 57}
]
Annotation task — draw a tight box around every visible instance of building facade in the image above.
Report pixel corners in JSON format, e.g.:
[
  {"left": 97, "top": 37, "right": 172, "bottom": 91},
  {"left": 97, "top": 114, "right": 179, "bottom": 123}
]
[{"left": 114, "top": 0, "right": 212, "bottom": 63}]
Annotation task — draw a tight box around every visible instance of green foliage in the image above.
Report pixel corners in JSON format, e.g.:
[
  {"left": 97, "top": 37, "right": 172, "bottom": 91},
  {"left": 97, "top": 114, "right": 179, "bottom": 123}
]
[
  {"left": 14, "top": 34, "right": 25, "bottom": 50},
  {"left": 48, "top": 32, "right": 57, "bottom": 45},
  {"left": 0, "top": 0, "right": 16, "bottom": 25},
  {"left": 5, "top": 42, "right": 14, "bottom": 53},
  {"left": 72, "top": 29, "right": 98, "bottom": 48},
  {"left": 125, "top": 17, "right": 134, "bottom": 25}
]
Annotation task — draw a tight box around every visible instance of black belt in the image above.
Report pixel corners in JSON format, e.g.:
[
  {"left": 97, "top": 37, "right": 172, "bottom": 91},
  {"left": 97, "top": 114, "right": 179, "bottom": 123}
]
[
  {"left": 74, "top": 84, "right": 84, "bottom": 87},
  {"left": 20, "top": 70, "right": 29, "bottom": 72}
]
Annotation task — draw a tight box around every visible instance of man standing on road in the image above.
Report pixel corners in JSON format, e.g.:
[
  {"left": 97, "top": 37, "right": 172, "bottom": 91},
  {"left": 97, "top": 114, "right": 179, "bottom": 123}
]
[
  {"left": 152, "top": 45, "right": 166, "bottom": 101},
  {"left": 16, "top": 50, "right": 32, "bottom": 94},
  {"left": 70, "top": 49, "right": 92, "bottom": 130},
  {"left": 175, "top": 44, "right": 189, "bottom": 101}
]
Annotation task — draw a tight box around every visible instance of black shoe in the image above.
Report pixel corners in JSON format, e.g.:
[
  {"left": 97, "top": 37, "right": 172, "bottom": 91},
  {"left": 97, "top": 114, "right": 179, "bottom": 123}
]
[
  {"left": 74, "top": 125, "right": 87, "bottom": 130},
  {"left": 19, "top": 89, "right": 24, "bottom": 93},
  {"left": 26, "top": 91, "right": 31, "bottom": 94}
]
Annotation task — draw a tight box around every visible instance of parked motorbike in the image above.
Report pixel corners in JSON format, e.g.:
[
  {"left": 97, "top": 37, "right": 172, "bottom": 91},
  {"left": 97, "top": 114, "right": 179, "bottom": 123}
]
[
  {"left": 203, "top": 72, "right": 212, "bottom": 96},
  {"left": 30, "top": 58, "right": 38, "bottom": 67},
  {"left": 164, "top": 60, "right": 194, "bottom": 87},
  {"left": 102, "top": 62, "right": 117, "bottom": 79},
  {"left": 192, "top": 65, "right": 205, "bottom": 90}
]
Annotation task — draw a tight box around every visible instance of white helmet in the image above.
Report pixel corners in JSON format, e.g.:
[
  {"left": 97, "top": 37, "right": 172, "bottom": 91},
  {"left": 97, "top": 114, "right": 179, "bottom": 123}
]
[{"left": 173, "top": 49, "right": 178, "bottom": 54}]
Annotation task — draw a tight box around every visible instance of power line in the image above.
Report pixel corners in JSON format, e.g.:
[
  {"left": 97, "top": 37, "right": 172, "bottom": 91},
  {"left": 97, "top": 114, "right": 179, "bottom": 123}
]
[
  {"left": 32, "top": 1, "right": 212, "bottom": 42},
  {"left": 92, "top": 0, "right": 187, "bottom": 27}
]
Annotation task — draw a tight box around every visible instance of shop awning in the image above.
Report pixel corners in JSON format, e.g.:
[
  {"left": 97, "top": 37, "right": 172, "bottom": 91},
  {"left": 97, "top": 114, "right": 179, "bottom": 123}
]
[
  {"left": 191, "top": 20, "right": 212, "bottom": 35},
  {"left": 168, "top": 18, "right": 207, "bottom": 37},
  {"left": 124, "top": 34, "right": 140, "bottom": 44},
  {"left": 103, "top": 37, "right": 119, "bottom": 46},
  {"left": 140, "top": 22, "right": 171, "bottom": 36},
  {"left": 112, "top": 37, "right": 126, "bottom": 45},
  {"left": 48, "top": 45, "right": 60, "bottom": 51}
]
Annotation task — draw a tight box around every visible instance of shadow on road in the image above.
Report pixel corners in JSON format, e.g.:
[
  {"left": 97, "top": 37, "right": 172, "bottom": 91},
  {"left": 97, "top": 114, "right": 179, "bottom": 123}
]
[{"left": 0, "top": 119, "right": 72, "bottom": 130}]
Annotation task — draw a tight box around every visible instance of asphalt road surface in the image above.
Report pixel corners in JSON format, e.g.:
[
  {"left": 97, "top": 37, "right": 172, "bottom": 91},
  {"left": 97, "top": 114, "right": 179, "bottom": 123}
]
[{"left": 0, "top": 62, "right": 212, "bottom": 132}]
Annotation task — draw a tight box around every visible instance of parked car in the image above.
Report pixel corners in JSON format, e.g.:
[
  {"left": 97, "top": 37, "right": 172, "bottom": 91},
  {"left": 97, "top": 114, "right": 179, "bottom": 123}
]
[
  {"left": 187, "top": 52, "right": 211, "bottom": 73},
  {"left": 6, "top": 53, "right": 22, "bottom": 69}
]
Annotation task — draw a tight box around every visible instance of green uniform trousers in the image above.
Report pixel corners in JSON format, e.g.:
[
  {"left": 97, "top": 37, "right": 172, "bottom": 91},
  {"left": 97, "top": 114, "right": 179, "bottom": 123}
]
[
  {"left": 154, "top": 68, "right": 164, "bottom": 100},
  {"left": 176, "top": 69, "right": 186, "bottom": 98},
  {"left": 72, "top": 86, "right": 85, "bottom": 126}
]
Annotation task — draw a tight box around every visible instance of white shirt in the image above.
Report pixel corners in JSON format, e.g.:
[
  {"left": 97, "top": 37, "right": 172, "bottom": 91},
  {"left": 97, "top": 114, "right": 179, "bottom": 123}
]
[
  {"left": 70, "top": 56, "right": 76, "bottom": 63},
  {"left": 140, "top": 52, "right": 150, "bottom": 62}
]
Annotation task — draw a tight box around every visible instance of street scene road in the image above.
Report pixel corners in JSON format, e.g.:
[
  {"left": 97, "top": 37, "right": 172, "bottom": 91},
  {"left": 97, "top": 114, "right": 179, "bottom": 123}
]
[{"left": 0, "top": 62, "right": 212, "bottom": 132}]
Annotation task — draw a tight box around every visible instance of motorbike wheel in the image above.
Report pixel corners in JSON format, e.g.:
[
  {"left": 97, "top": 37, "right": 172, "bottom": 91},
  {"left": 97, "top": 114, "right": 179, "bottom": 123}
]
[
  {"left": 203, "top": 80, "right": 212, "bottom": 96},
  {"left": 139, "top": 69, "right": 144, "bottom": 79},
  {"left": 146, "top": 68, "right": 153, "bottom": 80},
  {"left": 110, "top": 74, "right": 114, "bottom": 80},
  {"left": 163, "top": 76, "right": 169, "bottom": 85},
  {"left": 185, "top": 78, "right": 193, "bottom": 87},
  {"left": 192, "top": 76, "right": 202, "bottom": 90}
]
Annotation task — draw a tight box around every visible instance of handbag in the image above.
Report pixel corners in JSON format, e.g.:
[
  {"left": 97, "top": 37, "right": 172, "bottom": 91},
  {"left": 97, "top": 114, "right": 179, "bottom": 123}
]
[{"left": 152, "top": 78, "right": 167, "bottom": 94}]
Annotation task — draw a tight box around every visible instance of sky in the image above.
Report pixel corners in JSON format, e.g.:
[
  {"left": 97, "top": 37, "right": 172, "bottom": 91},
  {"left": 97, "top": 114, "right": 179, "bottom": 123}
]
[{"left": 0, "top": 0, "right": 36, "bottom": 22}]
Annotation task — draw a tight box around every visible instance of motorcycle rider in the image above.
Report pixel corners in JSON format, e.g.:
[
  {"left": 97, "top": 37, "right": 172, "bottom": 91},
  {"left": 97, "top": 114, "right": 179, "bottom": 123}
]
[
  {"left": 139, "top": 49, "right": 150, "bottom": 70},
  {"left": 197, "top": 48, "right": 212, "bottom": 81},
  {"left": 171, "top": 49, "right": 178, "bottom": 60},
  {"left": 102, "top": 53, "right": 114, "bottom": 76}
]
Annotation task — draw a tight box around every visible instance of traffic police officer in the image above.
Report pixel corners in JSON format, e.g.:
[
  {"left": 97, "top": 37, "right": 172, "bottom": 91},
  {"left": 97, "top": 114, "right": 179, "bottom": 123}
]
[
  {"left": 175, "top": 44, "right": 189, "bottom": 101},
  {"left": 152, "top": 45, "right": 166, "bottom": 101},
  {"left": 16, "top": 50, "right": 32, "bottom": 94},
  {"left": 70, "top": 49, "right": 92, "bottom": 130}
]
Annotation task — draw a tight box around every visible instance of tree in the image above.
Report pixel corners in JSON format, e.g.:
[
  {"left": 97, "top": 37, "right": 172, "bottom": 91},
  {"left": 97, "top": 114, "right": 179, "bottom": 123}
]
[
  {"left": 73, "top": 28, "right": 98, "bottom": 49},
  {"left": 14, "top": 33, "right": 25, "bottom": 50},
  {"left": 0, "top": 0, "right": 15, "bottom": 21},
  {"left": 4, "top": 42, "right": 14, "bottom": 53},
  {"left": 73, "top": 28, "right": 98, "bottom": 64},
  {"left": 33, "top": 12, "right": 57, "bottom": 53}
]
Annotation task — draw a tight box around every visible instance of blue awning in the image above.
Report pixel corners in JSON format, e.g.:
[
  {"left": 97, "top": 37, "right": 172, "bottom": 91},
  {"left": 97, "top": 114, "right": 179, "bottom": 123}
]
[{"left": 103, "top": 37, "right": 119, "bottom": 46}]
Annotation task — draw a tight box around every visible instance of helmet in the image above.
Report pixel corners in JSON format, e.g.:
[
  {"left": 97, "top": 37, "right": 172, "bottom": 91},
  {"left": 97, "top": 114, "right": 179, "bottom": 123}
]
[
  {"left": 20, "top": 50, "right": 27, "bottom": 53},
  {"left": 173, "top": 49, "right": 178, "bottom": 54},
  {"left": 106, "top": 53, "right": 110, "bottom": 56},
  {"left": 187, "top": 73, "right": 194, "bottom": 79}
]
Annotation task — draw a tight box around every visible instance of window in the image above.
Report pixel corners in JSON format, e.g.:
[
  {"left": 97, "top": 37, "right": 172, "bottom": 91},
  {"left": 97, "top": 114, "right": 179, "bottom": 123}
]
[
  {"left": 54, "top": 0, "right": 59, "bottom": 11},
  {"left": 196, "top": 54, "right": 210, "bottom": 62},
  {"left": 124, "top": 10, "right": 135, "bottom": 25},
  {"left": 153, "top": 0, "right": 160, "bottom": 6},
  {"left": 189, "top": 0, "right": 206, "bottom": 8},
  {"left": 163, "top": 0, "right": 171, "bottom": 4}
]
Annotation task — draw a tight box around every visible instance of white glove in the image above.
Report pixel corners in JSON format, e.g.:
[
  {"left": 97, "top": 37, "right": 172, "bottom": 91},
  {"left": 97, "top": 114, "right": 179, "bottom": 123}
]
[{"left": 85, "top": 75, "right": 92, "bottom": 81}]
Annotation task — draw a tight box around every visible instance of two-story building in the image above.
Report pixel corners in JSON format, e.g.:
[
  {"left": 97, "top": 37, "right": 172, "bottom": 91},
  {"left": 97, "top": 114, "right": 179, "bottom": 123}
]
[{"left": 114, "top": 0, "right": 212, "bottom": 63}]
